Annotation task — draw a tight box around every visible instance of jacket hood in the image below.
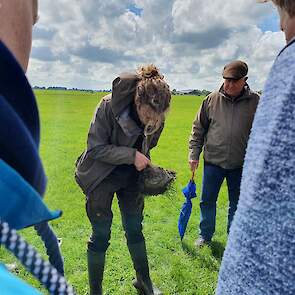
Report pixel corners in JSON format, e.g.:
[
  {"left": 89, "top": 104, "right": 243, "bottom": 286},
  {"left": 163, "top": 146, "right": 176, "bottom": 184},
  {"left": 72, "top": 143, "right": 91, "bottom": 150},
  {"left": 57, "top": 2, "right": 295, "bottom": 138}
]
[{"left": 111, "top": 72, "right": 140, "bottom": 117}]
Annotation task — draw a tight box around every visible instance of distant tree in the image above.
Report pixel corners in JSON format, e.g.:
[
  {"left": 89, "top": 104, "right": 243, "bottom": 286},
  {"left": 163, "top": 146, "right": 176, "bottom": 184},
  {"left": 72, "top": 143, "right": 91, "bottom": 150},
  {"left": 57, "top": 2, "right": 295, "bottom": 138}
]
[
  {"left": 201, "top": 89, "right": 211, "bottom": 96},
  {"left": 188, "top": 89, "right": 202, "bottom": 96}
]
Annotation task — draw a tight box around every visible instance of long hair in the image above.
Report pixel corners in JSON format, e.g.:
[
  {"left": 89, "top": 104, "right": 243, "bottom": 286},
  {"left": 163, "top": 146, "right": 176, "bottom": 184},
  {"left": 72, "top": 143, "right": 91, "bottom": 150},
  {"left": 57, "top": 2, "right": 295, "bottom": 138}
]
[{"left": 135, "top": 64, "right": 171, "bottom": 114}]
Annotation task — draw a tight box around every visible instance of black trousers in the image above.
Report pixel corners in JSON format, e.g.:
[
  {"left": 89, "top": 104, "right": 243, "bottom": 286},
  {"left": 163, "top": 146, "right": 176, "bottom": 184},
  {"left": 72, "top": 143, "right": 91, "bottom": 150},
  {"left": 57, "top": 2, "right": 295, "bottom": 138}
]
[{"left": 86, "top": 165, "right": 144, "bottom": 252}]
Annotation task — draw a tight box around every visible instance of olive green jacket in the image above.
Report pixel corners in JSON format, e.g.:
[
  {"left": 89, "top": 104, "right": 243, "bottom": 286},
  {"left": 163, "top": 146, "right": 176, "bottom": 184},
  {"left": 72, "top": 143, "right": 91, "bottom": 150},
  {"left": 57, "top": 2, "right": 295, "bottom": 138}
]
[
  {"left": 189, "top": 85, "right": 259, "bottom": 169},
  {"left": 75, "top": 73, "right": 163, "bottom": 194}
]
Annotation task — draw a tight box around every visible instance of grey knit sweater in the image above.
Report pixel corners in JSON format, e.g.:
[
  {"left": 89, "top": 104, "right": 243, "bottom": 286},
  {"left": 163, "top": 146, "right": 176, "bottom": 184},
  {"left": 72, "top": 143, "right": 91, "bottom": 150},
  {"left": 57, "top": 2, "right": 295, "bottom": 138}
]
[{"left": 216, "top": 39, "right": 295, "bottom": 295}]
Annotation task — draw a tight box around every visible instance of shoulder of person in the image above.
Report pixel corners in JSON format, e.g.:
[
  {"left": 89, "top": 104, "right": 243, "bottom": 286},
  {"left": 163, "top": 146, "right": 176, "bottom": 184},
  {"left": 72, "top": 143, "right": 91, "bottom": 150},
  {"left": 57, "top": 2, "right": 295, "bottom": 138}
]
[
  {"left": 94, "top": 93, "right": 114, "bottom": 119},
  {"left": 204, "top": 90, "right": 219, "bottom": 104},
  {"left": 97, "top": 93, "right": 112, "bottom": 110},
  {"left": 278, "top": 37, "right": 295, "bottom": 59},
  {"left": 99, "top": 93, "right": 112, "bottom": 104},
  {"left": 248, "top": 90, "right": 260, "bottom": 102},
  {"left": 276, "top": 39, "right": 295, "bottom": 78}
]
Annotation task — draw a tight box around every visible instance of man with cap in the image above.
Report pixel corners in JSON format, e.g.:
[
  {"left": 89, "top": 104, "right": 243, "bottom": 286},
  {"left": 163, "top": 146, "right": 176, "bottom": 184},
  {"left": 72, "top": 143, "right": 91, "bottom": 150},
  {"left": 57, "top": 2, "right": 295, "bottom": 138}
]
[{"left": 188, "top": 60, "right": 259, "bottom": 247}]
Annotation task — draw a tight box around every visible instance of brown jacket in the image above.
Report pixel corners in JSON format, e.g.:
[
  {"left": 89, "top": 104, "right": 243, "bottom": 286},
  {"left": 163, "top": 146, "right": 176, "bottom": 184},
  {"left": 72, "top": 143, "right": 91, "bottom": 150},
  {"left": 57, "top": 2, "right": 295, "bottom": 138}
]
[
  {"left": 189, "top": 84, "right": 259, "bottom": 169},
  {"left": 75, "top": 73, "right": 163, "bottom": 194}
]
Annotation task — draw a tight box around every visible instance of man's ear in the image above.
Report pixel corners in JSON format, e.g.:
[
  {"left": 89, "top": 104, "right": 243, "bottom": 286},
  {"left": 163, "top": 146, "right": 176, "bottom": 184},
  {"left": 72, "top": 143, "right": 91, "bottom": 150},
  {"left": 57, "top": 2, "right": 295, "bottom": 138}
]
[{"left": 33, "top": 0, "right": 39, "bottom": 25}]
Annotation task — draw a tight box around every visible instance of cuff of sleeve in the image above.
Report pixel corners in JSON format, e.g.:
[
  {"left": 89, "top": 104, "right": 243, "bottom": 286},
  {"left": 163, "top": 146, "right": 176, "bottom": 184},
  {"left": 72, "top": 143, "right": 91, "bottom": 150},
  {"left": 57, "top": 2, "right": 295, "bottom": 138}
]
[
  {"left": 189, "top": 149, "right": 201, "bottom": 161},
  {"left": 127, "top": 148, "right": 137, "bottom": 164}
]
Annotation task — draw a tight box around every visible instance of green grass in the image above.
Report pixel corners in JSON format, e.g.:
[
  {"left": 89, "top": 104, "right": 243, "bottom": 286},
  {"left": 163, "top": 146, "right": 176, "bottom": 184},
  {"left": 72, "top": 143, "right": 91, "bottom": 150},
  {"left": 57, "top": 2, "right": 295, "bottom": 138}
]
[{"left": 0, "top": 90, "right": 231, "bottom": 294}]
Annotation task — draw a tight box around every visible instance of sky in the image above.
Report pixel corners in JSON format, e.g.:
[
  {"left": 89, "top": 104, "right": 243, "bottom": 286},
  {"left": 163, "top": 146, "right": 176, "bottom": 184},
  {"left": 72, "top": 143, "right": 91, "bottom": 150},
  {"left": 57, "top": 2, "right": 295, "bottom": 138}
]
[{"left": 27, "top": 0, "right": 285, "bottom": 91}]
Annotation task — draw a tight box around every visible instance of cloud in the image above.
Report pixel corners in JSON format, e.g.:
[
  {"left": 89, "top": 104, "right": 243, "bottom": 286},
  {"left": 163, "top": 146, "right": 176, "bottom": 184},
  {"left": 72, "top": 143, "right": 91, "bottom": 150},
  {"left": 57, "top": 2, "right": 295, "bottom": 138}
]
[
  {"left": 172, "top": 27, "right": 232, "bottom": 51},
  {"left": 31, "top": 46, "right": 58, "bottom": 62},
  {"left": 27, "top": 0, "right": 285, "bottom": 91},
  {"left": 33, "top": 27, "right": 56, "bottom": 40},
  {"left": 71, "top": 42, "right": 138, "bottom": 63}
]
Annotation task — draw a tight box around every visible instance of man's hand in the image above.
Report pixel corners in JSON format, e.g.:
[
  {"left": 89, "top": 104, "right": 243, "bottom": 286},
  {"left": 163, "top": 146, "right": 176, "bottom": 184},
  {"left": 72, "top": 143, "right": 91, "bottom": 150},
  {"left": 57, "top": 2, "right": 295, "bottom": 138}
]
[
  {"left": 189, "top": 160, "right": 199, "bottom": 172},
  {"left": 134, "top": 151, "right": 151, "bottom": 171}
]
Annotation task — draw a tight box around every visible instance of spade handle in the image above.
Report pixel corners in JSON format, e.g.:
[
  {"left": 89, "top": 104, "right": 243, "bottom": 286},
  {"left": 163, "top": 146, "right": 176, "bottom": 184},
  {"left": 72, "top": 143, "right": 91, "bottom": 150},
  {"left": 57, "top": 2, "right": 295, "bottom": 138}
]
[{"left": 191, "top": 170, "right": 195, "bottom": 181}]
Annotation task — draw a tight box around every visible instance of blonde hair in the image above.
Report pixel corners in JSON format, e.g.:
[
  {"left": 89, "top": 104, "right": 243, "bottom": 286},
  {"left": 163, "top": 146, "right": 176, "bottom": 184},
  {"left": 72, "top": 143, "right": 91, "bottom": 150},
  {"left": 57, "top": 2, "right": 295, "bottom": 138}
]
[
  {"left": 137, "top": 64, "right": 164, "bottom": 80},
  {"left": 272, "top": 0, "right": 295, "bottom": 17},
  {"left": 135, "top": 64, "right": 171, "bottom": 113}
]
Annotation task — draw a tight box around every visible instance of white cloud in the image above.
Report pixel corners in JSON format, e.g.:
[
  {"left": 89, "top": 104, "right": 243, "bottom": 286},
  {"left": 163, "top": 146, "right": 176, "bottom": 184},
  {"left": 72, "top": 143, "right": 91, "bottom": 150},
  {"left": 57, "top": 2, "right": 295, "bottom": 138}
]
[{"left": 27, "top": 0, "right": 285, "bottom": 91}]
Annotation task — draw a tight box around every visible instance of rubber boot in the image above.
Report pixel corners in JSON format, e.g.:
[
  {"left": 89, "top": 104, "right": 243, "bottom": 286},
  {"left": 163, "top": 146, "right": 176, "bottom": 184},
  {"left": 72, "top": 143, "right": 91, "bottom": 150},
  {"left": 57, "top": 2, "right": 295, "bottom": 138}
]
[
  {"left": 128, "top": 241, "right": 162, "bottom": 295},
  {"left": 87, "top": 249, "right": 105, "bottom": 295}
]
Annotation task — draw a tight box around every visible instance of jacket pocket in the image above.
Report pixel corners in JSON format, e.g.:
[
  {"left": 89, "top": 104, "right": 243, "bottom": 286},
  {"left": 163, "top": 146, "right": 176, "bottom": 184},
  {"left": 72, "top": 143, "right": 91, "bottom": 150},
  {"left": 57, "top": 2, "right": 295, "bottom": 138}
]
[
  {"left": 74, "top": 150, "right": 88, "bottom": 194},
  {"left": 75, "top": 151, "right": 85, "bottom": 168}
]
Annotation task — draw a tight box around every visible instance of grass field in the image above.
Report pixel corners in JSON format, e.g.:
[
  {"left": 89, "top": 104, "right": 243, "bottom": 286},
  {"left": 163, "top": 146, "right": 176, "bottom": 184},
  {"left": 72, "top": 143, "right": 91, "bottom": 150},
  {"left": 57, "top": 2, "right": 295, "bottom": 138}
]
[{"left": 0, "top": 90, "right": 231, "bottom": 294}]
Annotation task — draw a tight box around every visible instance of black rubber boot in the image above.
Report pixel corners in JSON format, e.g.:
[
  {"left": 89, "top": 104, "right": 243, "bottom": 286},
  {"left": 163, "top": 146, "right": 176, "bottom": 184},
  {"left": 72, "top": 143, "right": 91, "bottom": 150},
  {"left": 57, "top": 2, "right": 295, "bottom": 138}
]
[
  {"left": 128, "top": 241, "right": 162, "bottom": 295},
  {"left": 87, "top": 249, "right": 105, "bottom": 295}
]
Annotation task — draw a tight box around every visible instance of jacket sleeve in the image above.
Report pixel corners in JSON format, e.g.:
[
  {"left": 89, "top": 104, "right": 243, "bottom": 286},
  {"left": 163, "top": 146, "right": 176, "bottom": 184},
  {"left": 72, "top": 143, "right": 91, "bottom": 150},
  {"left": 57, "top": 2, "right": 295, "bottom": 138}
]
[
  {"left": 188, "top": 97, "right": 210, "bottom": 161},
  {"left": 86, "top": 99, "right": 136, "bottom": 165}
]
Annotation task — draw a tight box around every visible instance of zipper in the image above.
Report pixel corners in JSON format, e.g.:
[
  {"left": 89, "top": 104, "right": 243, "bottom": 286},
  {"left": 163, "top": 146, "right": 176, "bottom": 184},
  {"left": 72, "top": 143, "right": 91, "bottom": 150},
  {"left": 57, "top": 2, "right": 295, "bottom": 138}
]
[
  {"left": 228, "top": 101, "right": 234, "bottom": 166},
  {"left": 141, "top": 133, "right": 149, "bottom": 156}
]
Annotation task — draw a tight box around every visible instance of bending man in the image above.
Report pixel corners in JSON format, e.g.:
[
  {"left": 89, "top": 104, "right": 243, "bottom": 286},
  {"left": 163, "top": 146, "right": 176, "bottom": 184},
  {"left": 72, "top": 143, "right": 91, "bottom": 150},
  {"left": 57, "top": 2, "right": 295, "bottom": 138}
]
[
  {"left": 189, "top": 61, "right": 259, "bottom": 246},
  {"left": 75, "top": 65, "right": 171, "bottom": 295}
]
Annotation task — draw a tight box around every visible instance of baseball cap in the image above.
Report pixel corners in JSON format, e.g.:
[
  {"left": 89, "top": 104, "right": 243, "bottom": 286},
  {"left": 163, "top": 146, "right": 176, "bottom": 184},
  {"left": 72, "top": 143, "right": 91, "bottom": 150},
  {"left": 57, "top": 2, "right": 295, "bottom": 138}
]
[{"left": 222, "top": 60, "right": 248, "bottom": 80}]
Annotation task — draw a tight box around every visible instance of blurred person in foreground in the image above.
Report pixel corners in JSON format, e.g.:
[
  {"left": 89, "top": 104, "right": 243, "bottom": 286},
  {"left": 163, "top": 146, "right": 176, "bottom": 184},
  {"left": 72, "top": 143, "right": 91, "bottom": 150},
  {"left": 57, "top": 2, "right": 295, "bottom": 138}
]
[
  {"left": 0, "top": 0, "right": 65, "bottom": 291},
  {"left": 75, "top": 65, "right": 171, "bottom": 295},
  {"left": 216, "top": 1, "right": 295, "bottom": 294},
  {"left": 188, "top": 61, "right": 259, "bottom": 246}
]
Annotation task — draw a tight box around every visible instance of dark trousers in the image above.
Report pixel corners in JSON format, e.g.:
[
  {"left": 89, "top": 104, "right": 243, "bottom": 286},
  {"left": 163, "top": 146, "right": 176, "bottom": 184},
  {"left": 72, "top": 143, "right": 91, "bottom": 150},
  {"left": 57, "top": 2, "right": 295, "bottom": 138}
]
[
  {"left": 86, "top": 165, "right": 144, "bottom": 253},
  {"left": 199, "top": 163, "right": 242, "bottom": 241}
]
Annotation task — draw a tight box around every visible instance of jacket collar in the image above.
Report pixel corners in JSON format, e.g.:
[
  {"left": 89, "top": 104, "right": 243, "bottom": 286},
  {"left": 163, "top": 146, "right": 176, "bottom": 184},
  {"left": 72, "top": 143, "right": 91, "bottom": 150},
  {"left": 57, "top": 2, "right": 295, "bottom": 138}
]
[
  {"left": 116, "top": 106, "right": 143, "bottom": 137},
  {"left": 111, "top": 72, "right": 143, "bottom": 136},
  {"left": 219, "top": 83, "right": 253, "bottom": 102},
  {"left": 278, "top": 36, "right": 295, "bottom": 57},
  {"left": 0, "top": 160, "right": 60, "bottom": 230}
]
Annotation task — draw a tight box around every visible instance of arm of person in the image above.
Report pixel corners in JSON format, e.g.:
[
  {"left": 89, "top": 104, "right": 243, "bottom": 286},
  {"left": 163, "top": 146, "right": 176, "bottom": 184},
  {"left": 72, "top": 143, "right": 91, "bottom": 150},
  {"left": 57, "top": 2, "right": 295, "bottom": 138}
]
[
  {"left": 189, "top": 159, "right": 199, "bottom": 172},
  {"left": 188, "top": 97, "right": 210, "bottom": 170},
  {"left": 86, "top": 99, "right": 137, "bottom": 165}
]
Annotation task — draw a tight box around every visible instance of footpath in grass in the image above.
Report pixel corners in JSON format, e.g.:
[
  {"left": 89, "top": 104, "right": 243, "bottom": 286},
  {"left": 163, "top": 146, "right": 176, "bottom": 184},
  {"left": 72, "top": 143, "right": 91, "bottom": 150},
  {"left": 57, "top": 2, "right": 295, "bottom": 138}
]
[{"left": 0, "top": 90, "right": 231, "bottom": 294}]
